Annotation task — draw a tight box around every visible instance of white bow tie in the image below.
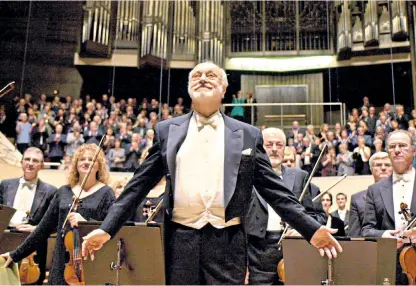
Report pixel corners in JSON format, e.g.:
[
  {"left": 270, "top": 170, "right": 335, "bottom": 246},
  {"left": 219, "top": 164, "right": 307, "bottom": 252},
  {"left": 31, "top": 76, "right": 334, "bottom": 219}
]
[
  {"left": 394, "top": 173, "right": 411, "bottom": 183},
  {"left": 22, "top": 182, "right": 36, "bottom": 190},
  {"left": 196, "top": 115, "right": 219, "bottom": 131}
]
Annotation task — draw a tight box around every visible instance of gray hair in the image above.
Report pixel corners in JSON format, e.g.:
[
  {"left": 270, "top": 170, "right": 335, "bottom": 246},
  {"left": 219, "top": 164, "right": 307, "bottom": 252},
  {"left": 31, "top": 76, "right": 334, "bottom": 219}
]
[
  {"left": 188, "top": 61, "right": 228, "bottom": 93},
  {"left": 23, "top": 147, "right": 44, "bottom": 162},
  {"left": 262, "top": 127, "right": 287, "bottom": 144},
  {"left": 386, "top": 130, "right": 414, "bottom": 148},
  {"left": 369, "top": 151, "right": 389, "bottom": 171}
]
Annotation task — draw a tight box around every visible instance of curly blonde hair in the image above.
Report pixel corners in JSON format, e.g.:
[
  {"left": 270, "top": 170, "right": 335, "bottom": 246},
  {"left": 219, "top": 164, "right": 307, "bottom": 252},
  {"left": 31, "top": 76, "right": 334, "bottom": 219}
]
[{"left": 67, "top": 144, "right": 109, "bottom": 187}]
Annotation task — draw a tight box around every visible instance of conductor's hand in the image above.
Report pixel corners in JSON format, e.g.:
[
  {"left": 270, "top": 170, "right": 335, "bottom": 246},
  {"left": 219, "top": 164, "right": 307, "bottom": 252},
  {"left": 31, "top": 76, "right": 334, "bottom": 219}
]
[
  {"left": 82, "top": 229, "right": 111, "bottom": 261},
  {"left": 0, "top": 252, "right": 13, "bottom": 268},
  {"left": 310, "top": 226, "right": 342, "bottom": 259}
]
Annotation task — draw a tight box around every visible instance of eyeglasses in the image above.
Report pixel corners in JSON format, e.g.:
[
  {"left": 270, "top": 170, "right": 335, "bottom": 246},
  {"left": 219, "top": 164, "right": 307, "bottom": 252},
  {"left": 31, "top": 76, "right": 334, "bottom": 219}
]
[
  {"left": 23, "top": 157, "right": 42, "bottom": 164},
  {"left": 388, "top": 143, "right": 411, "bottom": 151}
]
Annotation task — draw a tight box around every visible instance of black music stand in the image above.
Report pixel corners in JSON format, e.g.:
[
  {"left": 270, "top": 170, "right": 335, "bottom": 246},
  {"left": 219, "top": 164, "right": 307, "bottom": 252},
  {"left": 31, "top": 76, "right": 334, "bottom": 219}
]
[
  {"left": 78, "top": 222, "right": 165, "bottom": 285},
  {"left": 282, "top": 237, "right": 396, "bottom": 285},
  {"left": 0, "top": 204, "right": 15, "bottom": 241}
]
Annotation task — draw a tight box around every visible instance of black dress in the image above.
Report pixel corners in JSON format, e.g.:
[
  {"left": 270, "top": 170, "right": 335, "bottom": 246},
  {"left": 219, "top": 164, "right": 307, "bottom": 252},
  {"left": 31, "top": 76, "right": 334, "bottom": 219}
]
[{"left": 10, "top": 184, "right": 115, "bottom": 285}]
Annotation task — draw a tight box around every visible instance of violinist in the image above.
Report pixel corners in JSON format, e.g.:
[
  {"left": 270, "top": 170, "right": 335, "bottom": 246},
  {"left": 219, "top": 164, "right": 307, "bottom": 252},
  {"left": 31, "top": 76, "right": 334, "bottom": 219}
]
[
  {"left": 348, "top": 152, "right": 392, "bottom": 237},
  {"left": 1, "top": 144, "right": 115, "bottom": 285},
  {"left": 246, "top": 128, "right": 319, "bottom": 285},
  {"left": 362, "top": 130, "right": 416, "bottom": 285},
  {"left": 0, "top": 147, "right": 57, "bottom": 285}
]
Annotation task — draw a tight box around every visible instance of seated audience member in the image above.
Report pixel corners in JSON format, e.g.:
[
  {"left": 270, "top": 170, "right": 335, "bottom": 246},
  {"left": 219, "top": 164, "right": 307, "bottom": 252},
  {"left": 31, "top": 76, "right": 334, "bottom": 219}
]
[{"left": 321, "top": 193, "right": 346, "bottom": 236}]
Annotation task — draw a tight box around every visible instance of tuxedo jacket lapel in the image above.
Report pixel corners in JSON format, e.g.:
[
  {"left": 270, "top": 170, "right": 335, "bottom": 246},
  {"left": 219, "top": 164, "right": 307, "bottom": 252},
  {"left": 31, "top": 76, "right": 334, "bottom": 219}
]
[
  {"left": 30, "top": 180, "right": 47, "bottom": 216},
  {"left": 282, "top": 167, "right": 295, "bottom": 194},
  {"left": 410, "top": 174, "right": 416, "bottom": 216},
  {"left": 6, "top": 179, "right": 19, "bottom": 207},
  {"left": 380, "top": 177, "right": 395, "bottom": 224},
  {"left": 223, "top": 115, "right": 243, "bottom": 208},
  {"left": 166, "top": 113, "right": 192, "bottom": 192}
]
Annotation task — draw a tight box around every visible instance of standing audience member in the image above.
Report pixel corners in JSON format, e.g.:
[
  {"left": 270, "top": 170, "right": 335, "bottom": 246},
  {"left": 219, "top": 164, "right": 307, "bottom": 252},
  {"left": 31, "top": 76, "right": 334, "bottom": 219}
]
[{"left": 16, "top": 113, "right": 32, "bottom": 154}]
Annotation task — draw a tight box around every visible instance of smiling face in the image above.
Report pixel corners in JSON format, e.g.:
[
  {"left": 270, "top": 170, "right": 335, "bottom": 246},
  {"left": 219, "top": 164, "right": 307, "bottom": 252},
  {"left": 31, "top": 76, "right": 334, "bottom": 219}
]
[
  {"left": 76, "top": 150, "right": 99, "bottom": 177},
  {"left": 188, "top": 62, "right": 227, "bottom": 116},
  {"left": 21, "top": 150, "right": 44, "bottom": 181}
]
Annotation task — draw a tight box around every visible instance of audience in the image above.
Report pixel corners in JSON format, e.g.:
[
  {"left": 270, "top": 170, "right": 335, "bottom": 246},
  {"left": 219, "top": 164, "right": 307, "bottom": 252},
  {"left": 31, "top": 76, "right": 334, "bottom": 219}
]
[{"left": 3, "top": 93, "right": 415, "bottom": 176}]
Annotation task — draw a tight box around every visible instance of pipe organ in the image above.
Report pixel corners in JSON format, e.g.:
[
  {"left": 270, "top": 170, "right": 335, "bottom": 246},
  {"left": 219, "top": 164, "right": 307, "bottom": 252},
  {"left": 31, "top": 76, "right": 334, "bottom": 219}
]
[
  {"left": 364, "top": 1, "right": 379, "bottom": 47},
  {"left": 336, "top": 1, "right": 352, "bottom": 60},
  {"left": 197, "top": 1, "right": 224, "bottom": 66},
  {"left": 81, "top": 0, "right": 116, "bottom": 57},
  {"left": 391, "top": 0, "right": 408, "bottom": 41},
  {"left": 78, "top": 0, "right": 411, "bottom": 67},
  {"left": 141, "top": 1, "right": 169, "bottom": 60},
  {"left": 115, "top": 1, "right": 140, "bottom": 42},
  {"left": 172, "top": 0, "right": 196, "bottom": 60}
]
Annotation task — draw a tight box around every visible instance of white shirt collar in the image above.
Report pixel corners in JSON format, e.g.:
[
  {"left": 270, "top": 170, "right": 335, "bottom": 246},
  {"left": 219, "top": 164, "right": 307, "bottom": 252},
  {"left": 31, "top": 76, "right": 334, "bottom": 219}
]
[
  {"left": 194, "top": 110, "right": 221, "bottom": 123},
  {"left": 19, "top": 177, "right": 38, "bottom": 186}
]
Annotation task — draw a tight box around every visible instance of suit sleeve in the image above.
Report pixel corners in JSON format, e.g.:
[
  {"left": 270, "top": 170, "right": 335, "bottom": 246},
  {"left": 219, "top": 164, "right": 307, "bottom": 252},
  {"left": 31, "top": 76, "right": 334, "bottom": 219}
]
[
  {"left": 0, "top": 181, "right": 4, "bottom": 205},
  {"left": 100, "top": 125, "right": 165, "bottom": 237},
  {"left": 10, "top": 191, "right": 60, "bottom": 262},
  {"left": 348, "top": 197, "right": 362, "bottom": 237},
  {"left": 299, "top": 173, "right": 318, "bottom": 221},
  {"left": 253, "top": 130, "right": 321, "bottom": 241},
  {"left": 361, "top": 187, "right": 385, "bottom": 237}
]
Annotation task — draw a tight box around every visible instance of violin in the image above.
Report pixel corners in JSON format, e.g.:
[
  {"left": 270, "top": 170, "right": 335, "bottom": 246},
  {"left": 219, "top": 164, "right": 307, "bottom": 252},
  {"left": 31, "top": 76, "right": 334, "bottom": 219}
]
[
  {"left": 399, "top": 202, "right": 416, "bottom": 285},
  {"left": 18, "top": 211, "right": 41, "bottom": 285},
  {"left": 61, "top": 137, "right": 106, "bottom": 285},
  {"left": 19, "top": 252, "right": 40, "bottom": 285},
  {"left": 277, "top": 259, "right": 285, "bottom": 284},
  {"left": 64, "top": 197, "right": 85, "bottom": 285}
]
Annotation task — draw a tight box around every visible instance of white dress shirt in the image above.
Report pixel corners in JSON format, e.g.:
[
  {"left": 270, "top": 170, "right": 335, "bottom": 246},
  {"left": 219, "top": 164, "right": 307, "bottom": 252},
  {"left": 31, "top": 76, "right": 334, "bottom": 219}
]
[
  {"left": 337, "top": 208, "right": 347, "bottom": 222},
  {"left": 10, "top": 177, "right": 38, "bottom": 227},
  {"left": 172, "top": 111, "right": 240, "bottom": 229},
  {"left": 393, "top": 168, "right": 415, "bottom": 233},
  {"left": 267, "top": 170, "right": 284, "bottom": 231}
]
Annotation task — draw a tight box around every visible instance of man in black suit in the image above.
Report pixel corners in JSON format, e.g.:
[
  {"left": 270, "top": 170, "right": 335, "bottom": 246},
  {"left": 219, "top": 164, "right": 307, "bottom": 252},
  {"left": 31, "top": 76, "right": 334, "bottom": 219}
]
[
  {"left": 82, "top": 62, "right": 341, "bottom": 285},
  {"left": 331, "top": 193, "right": 349, "bottom": 232},
  {"left": 246, "top": 128, "right": 319, "bottom": 284},
  {"left": 300, "top": 136, "right": 319, "bottom": 174},
  {"left": 286, "top": 121, "right": 304, "bottom": 143},
  {"left": 244, "top": 93, "right": 257, "bottom": 125},
  {"left": 362, "top": 130, "right": 416, "bottom": 285},
  {"left": 0, "top": 147, "right": 57, "bottom": 285},
  {"left": 348, "top": 152, "right": 392, "bottom": 237}
]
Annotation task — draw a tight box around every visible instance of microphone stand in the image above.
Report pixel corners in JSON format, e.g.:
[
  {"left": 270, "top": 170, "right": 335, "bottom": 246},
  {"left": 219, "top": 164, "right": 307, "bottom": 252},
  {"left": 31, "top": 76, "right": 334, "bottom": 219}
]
[{"left": 109, "top": 239, "right": 122, "bottom": 286}]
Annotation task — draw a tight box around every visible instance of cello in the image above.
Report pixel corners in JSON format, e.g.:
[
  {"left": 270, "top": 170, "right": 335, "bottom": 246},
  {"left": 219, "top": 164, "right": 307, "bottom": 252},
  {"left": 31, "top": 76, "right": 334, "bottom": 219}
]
[
  {"left": 399, "top": 202, "right": 416, "bottom": 285},
  {"left": 62, "top": 136, "right": 106, "bottom": 285}
]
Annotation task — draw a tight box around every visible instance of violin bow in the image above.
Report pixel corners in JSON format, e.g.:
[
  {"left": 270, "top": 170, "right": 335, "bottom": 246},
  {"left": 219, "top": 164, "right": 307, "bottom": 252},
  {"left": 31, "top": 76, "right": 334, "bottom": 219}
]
[
  {"left": 277, "top": 143, "right": 328, "bottom": 249},
  {"left": 312, "top": 174, "right": 348, "bottom": 202},
  {"left": 0, "top": 81, "right": 15, "bottom": 98},
  {"left": 61, "top": 135, "right": 106, "bottom": 236}
]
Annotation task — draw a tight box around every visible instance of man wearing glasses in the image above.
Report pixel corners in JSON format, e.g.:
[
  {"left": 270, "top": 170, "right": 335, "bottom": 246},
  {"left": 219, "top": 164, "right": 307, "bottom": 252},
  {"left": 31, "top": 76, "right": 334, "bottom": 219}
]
[
  {"left": 362, "top": 130, "right": 416, "bottom": 285},
  {"left": 0, "top": 147, "right": 57, "bottom": 285}
]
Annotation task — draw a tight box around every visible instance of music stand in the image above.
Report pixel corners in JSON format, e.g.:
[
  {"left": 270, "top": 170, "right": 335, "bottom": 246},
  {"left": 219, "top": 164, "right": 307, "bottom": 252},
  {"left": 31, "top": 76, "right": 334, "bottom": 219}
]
[
  {"left": 282, "top": 237, "right": 396, "bottom": 285},
  {"left": 78, "top": 222, "right": 165, "bottom": 285},
  {"left": 0, "top": 205, "right": 16, "bottom": 241}
]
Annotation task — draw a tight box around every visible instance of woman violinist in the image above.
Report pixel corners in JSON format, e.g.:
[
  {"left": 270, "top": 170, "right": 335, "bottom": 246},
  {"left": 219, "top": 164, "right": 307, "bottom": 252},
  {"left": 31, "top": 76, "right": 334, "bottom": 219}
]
[
  {"left": 1, "top": 144, "right": 115, "bottom": 285},
  {"left": 321, "top": 193, "right": 346, "bottom": 237}
]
